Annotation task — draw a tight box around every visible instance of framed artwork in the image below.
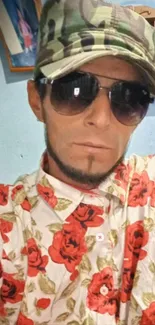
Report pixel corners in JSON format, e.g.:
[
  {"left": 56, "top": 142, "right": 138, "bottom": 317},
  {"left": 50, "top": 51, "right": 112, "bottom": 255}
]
[{"left": 0, "top": 0, "right": 42, "bottom": 72}]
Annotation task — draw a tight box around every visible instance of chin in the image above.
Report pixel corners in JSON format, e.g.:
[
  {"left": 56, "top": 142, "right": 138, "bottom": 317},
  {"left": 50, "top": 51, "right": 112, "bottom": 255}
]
[{"left": 70, "top": 156, "right": 115, "bottom": 170}]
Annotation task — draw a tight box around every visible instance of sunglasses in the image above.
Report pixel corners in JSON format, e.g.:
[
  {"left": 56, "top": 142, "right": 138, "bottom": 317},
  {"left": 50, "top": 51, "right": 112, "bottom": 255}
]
[{"left": 38, "top": 71, "right": 154, "bottom": 126}]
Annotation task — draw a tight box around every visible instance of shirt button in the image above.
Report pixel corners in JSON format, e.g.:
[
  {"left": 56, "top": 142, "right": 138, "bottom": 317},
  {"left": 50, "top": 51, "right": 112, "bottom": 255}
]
[{"left": 96, "top": 233, "right": 104, "bottom": 242}]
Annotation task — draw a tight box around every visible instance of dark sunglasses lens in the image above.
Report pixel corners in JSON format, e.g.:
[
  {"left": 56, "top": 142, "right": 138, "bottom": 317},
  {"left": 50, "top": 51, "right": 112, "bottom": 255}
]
[
  {"left": 50, "top": 72, "right": 98, "bottom": 115},
  {"left": 111, "top": 82, "right": 151, "bottom": 125}
]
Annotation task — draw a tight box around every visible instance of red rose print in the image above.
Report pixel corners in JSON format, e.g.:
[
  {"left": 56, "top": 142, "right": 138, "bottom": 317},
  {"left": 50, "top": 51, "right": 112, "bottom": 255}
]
[
  {"left": 0, "top": 262, "right": 6, "bottom": 317},
  {"left": 87, "top": 267, "right": 120, "bottom": 317},
  {"left": 0, "top": 262, "right": 2, "bottom": 278},
  {"left": 17, "top": 313, "right": 34, "bottom": 325},
  {"left": 150, "top": 186, "right": 155, "bottom": 207},
  {"left": 1, "top": 273, "right": 25, "bottom": 303},
  {"left": 124, "top": 221, "right": 149, "bottom": 262},
  {"left": 141, "top": 302, "right": 155, "bottom": 325},
  {"left": 21, "top": 198, "right": 31, "bottom": 211},
  {"left": 115, "top": 163, "right": 132, "bottom": 190},
  {"left": 11, "top": 185, "right": 23, "bottom": 200},
  {"left": 36, "top": 298, "right": 51, "bottom": 309},
  {"left": 11, "top": 185, "right": 31, "bottom": 211},
  {"left": 121, "top": 259, "right": 136, "bottom": 303},
  {"left": 128, "top": 171, "right": 153, "bottom": 207},
  {"left": 0, "top": 184, "right": 9, "bottom": 206},
  {"left": 66, "top": 203, "right": 104, "bottom": 230},
  {"left": 2, "top": 250, "right": 9, "bottom": 260},
  {"left": 24, "top": 238, "right": 48, "bottom": 277},
  {"left": 49, "top": 222, "right": 87, "bottom": 276},
  {"left": 121, "top": 221, "right": 149, "bottom": 305},
  {"left": 37, "top": 184, "right": 57, "bottom": 208},
  {"left": 0, "top": 218, "right": 13, "bottom": 243},
  {"left": 70, "top": 269, "right": 79, "bottom": 281},
  {"left": 0, "top": 304, "right": 6, "bottom": 316}
]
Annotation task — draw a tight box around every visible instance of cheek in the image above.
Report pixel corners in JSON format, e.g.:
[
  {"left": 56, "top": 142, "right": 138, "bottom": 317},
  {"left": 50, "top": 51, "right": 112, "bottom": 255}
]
[
  {"left": 116, "top": 124, "right": 136, "bottom": 145},
  {"left": 44, "top": 99, "right": 82, "bottom": 150},
  {"left": 48, "top": 122, "right": 72, "bottom": 146},
  {"left": 108, "top": 124, "right": 135, "bottom": 160},
  {"left": 44, "top": 104, "right": 70, "bottom": 143},
  {"left": 45, "top": 117, "right": 77, "bottom": 160}
]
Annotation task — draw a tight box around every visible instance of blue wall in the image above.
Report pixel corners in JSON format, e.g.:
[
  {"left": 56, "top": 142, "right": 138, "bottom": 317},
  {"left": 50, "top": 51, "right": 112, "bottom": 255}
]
[
  {"left": 1, "top": 0, "right": 155, "bottom": 184},
  {"left": 0, "top": 41, "right": 45, "bottom": 184}
]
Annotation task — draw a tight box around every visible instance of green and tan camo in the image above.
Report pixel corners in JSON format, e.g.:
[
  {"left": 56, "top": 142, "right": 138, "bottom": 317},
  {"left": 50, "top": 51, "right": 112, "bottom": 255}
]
[{"left": 34, "top": 0, "right": 155, "bottom": 94}]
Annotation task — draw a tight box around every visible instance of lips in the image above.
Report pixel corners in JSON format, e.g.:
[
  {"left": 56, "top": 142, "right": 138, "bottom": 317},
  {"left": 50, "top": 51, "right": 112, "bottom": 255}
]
[{"left": 75, "top": 142, "right": 110, "bottom": 149}]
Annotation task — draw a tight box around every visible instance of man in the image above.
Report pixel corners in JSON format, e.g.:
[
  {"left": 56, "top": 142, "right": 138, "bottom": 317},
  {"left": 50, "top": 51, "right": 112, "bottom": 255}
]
[{"left": 0, "top": 1, "right": 155, "bottom": 324}]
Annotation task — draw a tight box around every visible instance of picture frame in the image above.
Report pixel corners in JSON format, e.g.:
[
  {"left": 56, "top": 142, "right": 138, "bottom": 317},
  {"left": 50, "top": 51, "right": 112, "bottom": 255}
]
[{"left": 0, "top": 0, "right": 42, "bottom": 72}]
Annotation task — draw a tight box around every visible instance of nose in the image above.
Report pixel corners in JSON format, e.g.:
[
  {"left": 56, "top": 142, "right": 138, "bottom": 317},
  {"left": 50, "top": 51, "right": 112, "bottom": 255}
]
[{"left": 83, "top": 90, "right": 112, "bottom": 130}]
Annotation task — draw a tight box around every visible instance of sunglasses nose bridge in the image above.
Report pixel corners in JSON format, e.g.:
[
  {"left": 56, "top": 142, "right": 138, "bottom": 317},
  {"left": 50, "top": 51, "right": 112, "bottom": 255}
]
[
  {"left": 98, "top": 86, "right": 111, "bottom": 102},
  {"left": 85, "top": 87, "right": 112, "bottom": 128}
]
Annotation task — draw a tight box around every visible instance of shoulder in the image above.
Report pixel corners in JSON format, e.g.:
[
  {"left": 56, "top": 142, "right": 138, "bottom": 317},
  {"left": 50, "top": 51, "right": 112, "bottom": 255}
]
[
  {"left": 0, "top": 171, "right": 38, "bottom": 258},
  {"left": 124, "top": 154, "right": 155, "bottom": 208},
  {"left": 0, "top": 171, "right": 39, "bottom": 286},
  {"left": 113, "top": 154, "right": 155, "bottom": 191},
  {"left": 0, "top": 171, "right": 38, "bottom": 213},
  {"left": 124, "top": 154, "right": 155, "bottom": 180},
  {"left": 0, "top": 172, "right": 38, "bottom": 310}
]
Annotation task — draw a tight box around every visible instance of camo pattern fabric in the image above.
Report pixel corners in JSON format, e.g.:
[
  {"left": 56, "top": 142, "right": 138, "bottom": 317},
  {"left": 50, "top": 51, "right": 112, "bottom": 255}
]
[{"left": 34, "top": 0, "right": 155, "bottom": 93}]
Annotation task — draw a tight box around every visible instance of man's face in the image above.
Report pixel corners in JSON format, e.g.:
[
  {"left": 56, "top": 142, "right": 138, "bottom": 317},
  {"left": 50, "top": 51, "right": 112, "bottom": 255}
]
[{"left": 28, "top": 56, "right": 143, "bottom": 187}]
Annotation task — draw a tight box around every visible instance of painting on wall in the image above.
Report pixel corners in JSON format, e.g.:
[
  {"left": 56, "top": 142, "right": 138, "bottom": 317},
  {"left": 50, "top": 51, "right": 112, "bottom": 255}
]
[{"left": 0, "top": 0, "right": 42, "bottom": 72}]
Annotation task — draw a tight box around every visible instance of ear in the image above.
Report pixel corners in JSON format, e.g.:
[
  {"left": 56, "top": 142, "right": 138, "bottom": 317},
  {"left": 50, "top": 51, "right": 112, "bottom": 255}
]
[{"left": 27, "top": 80, "right": 45, "bottom": 123}]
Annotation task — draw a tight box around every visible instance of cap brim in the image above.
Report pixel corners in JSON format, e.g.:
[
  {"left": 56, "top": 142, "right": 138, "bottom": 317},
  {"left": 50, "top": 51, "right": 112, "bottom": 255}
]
[
  {"left": 40, "top": 50, "right": 155, "bottom": 95},
  {"left": 40, "top": 50, "right": 108, "bottom": 79}
]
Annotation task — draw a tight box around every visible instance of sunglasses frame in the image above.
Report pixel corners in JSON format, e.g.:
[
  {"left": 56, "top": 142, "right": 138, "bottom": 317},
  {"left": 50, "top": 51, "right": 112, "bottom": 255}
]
[{"left": 36, "top": 71, "right": 155, "bottom": 125}]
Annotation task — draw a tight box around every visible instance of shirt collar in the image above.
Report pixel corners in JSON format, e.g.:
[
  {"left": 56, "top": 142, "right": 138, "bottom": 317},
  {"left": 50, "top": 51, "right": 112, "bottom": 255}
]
[{"left": 36, "top": 151, "right": 132, "bottom": 206}]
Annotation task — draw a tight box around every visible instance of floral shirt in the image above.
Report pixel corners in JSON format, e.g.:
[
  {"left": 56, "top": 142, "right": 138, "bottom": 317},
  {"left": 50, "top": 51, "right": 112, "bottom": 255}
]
[{"left": 0, "top": 152, "right": 155, "bottom": 325}]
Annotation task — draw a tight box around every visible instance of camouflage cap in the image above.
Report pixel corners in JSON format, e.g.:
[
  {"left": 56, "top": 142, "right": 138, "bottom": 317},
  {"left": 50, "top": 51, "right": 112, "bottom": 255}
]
[{"left": 34, "top": 0, "right": 155, "bottom": 94}]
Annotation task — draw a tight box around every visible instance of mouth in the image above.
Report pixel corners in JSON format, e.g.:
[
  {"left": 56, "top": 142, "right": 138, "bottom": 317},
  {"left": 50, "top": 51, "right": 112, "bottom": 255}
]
[{"left": 74, "top": 142, "right": 111, "bottom": 150}]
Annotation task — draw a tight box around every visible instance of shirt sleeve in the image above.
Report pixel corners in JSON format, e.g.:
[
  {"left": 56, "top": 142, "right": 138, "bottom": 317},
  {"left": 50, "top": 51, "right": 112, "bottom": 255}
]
[
  {"left": 127, "top": 155, "right": 155, "bottom": 323},
  {"left": 0, "top": 184, "right": 27, "bottom": 319}
]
